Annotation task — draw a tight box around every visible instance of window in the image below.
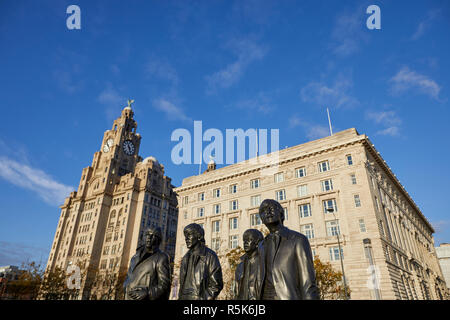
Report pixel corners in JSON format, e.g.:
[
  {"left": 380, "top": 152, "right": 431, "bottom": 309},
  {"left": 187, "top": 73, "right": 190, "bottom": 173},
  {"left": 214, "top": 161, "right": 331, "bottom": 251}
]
[
  {"left": 329, "top": 246, "right": 344, "bottom": 261},
  {"left": 100, "top": 260, "right": 107, "bottom": 269},
  {"left": 183, "top": 211, "right": 187, "bottom": 219},
  {"left": 274, "top": 172, "right": 284, "bottom": 183},
  {"left": 212, "top": 220, "right": 220, "bottom": 233},
  {"left": 346, "top": 155, "right": 353, "bottom": 165},
  {"left": 213, "top": 188, "right": 221, "bottom": 198},
  {"left": 283, "top": 207, "right": 288, "bottom": 220},
  {"left": 318, "top": 160, "right": 330, "bottom": 172},
  {"left": 374, "top": 196, "right": 380, "bottom": 211},
  {"left": 230, "top": 200, "right": 238, "bottom": 211},
  {"left": 301, "top": 224, "right": 315, "bottom": 239},
  {"left": 297, "top": 184, "right": 308, "bottom": 197},
  {"left": 350, "top": 174, "right": 357, "bottom": 185},
  {"left": 321, "top": 179, "right": 334, "bottom": 192},
  {"left": 354, "top": 194, "right": 361, "bottom": 207},
  {"left": 251, "top": 195, "right": 261, "bottom": 207},
  {"left": 213, "top": 204, "right": 221, "bottom": 214},
  {"left": 197, "top": 207, "right": 204, "bottom": 217},
  {"left": 250, "top": 213, "right": 262, "bottom": 226},
  {"left": 183, "top": 196, "right": 188, "bottom": 205},
  {"left": 198, "top": 192, "right": 205, "bottom": 201},
  {"left": 295, "top": 167, "right": 307, "bottom": 178},
  {"left": 359, "top": 219, "right": 367, "bottom": 232},
  {"left": 229, "top": 235, "right": 238, "bottom": 249},
  {"left": 323, "top": 199, "right": 338, "bottom": 213},
  {"left": 250, "top": 179, "right": 260, "bottom": 189},
  {"left": 229, "top": 184, "right": 237, "bottom": 194},
  {"left": 212, "top": 238, "right": 221, "bottom": 251},
  {"left": 229, "top": 217, "right": 238, "bottom": 230},
  {"left": 276, "top": 189, "right": 286, "bottom": 201},
  {"left": 326, "top": 220, "right": 340, "bottom": 236},
  {"left": 299, "top": 204, "right": 312, "bottom": 218}
]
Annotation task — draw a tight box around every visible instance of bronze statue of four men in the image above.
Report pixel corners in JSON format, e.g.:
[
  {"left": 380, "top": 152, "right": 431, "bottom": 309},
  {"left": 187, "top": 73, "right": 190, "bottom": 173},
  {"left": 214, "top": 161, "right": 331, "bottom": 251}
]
[{"left": 124, "top": 199, "right": 319, "bottom": 300}]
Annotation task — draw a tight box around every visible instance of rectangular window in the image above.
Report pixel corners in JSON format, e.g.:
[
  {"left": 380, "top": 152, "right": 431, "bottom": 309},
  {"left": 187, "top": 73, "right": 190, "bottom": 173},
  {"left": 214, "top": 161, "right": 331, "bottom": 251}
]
[
  {"left": 295, "top": 167, "right": 307, "bottom": 178},
  {"left": 213, "top": 188, "right": 221, "bottom": 198},
  {"left": 299, "top": 204, "right": 312, "bottom": 218},
  {"left": 250, "top": 179, "right": 260, "bottom": 189},
  {"left": 274, "top": 172, "right": 284, "bottom": 183},
  {"left": 346, "top": 155, "right": 353, "bottom": 165},
  {"left": 211, "top": 238, "right": 221, "bottom": 251},
  {"left": 212, "top": 220, "right": 220, "bottom": 233},
  {"left": 321, "top": 179, "right": 334, "bottom": 192},
  {"left": 197, "top": 207, "right": 204, "bottom": 217},
  {"left": 229, "top": 217, "right": 238, "bottom": 230},
  {"left": 318, "top": 160, "right": 330, "bottom": 173},
  {"left": 183, "top": 196, "right": 188, "bottom": 205},
  {"left": 198, "top": 192, "right": 205, "bottom": 201},
  {"left": 326, "top": 220, "right": 340, "bottom": 236},
  {"left": 251, "top": 195, "right": 261, "bottom": 207},
  {"left": 230, "top": 200, "right": 238, "bottom": 211},
  {"left": 250, "top": 213, "right": 262, "bottom": 226},
  {"left": 329, "top": 246, "right": 344, "bottom": 261},
  {"left": 283, "top": 207, "right": 288, "bottom": 220},
  {"left": 229, "top": 235, "right": 238, "bottom": 249},
  {"left": 213, "top": 204, "right": 220, "bottom": 215},
  {"left": 323, "top": 199, "right": 338, "bottom": 213},
  {"left": 229, "top": 184, "right": 237, "bottom": 194},
  {"left": 350, "top": 174, "right": 357, "bottom": 185},
  {"left": 276, "top": 189, "right": 286, "bottom": 201},
  {"left": 301, "top": 224, "right": 315, "bottom": 239},
  {"left": 359, "top": 218, "right": 367, "bottom": 232},
  {"left": 297, "top": 184, "right": 308, "bottom": 197},
  {"left": 354, "top": 194, "right": 361, "bottom": 207}
]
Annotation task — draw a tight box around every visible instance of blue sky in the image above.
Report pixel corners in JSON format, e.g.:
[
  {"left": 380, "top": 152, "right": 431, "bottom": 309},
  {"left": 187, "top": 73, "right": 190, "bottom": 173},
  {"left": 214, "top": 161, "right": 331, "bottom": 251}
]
[{"left": 0, "top": 0, "right": 449, "bottom": 266}]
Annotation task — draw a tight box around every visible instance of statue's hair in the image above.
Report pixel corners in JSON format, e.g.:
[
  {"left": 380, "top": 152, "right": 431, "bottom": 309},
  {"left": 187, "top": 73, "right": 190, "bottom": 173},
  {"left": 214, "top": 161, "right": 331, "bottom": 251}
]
[
  {"left": 144, "top": 226, "right": 162, "bottom": 244},
  {"left": 243, "top": 229, "right": 264, "bottom": 243},
  {"left": 259, "top": 199, "right": 285, "bottom": 222},
  {"left": 184, "top": 223, "right": 205, "bottom": 243}
]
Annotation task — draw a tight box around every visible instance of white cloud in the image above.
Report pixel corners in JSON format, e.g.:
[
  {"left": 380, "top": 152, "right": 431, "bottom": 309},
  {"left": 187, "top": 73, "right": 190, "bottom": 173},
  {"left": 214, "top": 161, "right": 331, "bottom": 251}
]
[
  {"left": 288, "top": 115, "right": 331, "bottom": 140},
  {"left": 146, "top": 57, "right": 179, "bottom": 85},
  {"left": 0, "top": 241, "right": 50, "bottom": 266},
  {"left": 300, "top": 74, "right": 359, "bottom": 109},
  {"left": 389, "top": 66, "right": 441, "bottom": 100},
  {"left": 206, "top": 38, "right": 267, "bottom": 93},
  {"left": 0, "top": 157, "right": 74, "bottom": 206},
  {"left": 330, "top": 8, "right": 368, "bottom": 57},
  {"left": 366, "top": 110, "right": 402, "bottom": 137},
  {"left": 153, "top": 98, "right": 192, "bottom": 123},
  {"left": 233, "top": 92, "right": 274, "bottom": 114},
  {"left": 411, "top": 9, "right": 440, "bottom": 40},
  {"left": 97, "top": 86, "right": 127, "bottom": 121}
]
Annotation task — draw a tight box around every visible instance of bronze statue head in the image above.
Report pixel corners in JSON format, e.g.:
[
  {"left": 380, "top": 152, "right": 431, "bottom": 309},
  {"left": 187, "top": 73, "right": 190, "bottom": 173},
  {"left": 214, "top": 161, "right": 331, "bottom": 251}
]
[
  {"left": 183, "top": 223, "right": 205, "bottom": 249},
  {"left": 144, "top": 226, "right": 162, "bottom": 250},
  {"left": 259, "top": 199, "right": 285, "bottom": 226},
  {"left": 243, "top": 229, "right": 264, "bottom": 253}
]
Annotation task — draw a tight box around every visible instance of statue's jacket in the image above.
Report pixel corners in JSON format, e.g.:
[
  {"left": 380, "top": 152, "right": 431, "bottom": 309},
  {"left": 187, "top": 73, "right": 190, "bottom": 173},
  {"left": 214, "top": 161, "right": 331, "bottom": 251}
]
[
  {"left": 257, "top": 226, "right": 320, "bottom": 300},
  {"left": 234, "top": 251, "right": 261, "bottom": 300},
  {"left": 178, "top": 244, "right": 223, "bottom": 300},
  {"left": 123, "top": 245, "right": 171, "bottom": 300}
]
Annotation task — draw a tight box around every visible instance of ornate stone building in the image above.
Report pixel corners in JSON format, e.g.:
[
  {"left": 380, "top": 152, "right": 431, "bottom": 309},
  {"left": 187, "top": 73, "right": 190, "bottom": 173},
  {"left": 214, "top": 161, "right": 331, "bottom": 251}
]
[
  {"left": 44, "top": 105, "right": 178, "bottom": 299},
  {"left": 174, "top": 128, "right": 447, "bottom": 300}
]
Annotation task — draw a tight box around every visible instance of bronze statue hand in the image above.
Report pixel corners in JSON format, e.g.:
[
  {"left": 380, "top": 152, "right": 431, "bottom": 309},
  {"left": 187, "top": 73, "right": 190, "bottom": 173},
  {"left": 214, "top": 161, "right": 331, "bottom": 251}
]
[{"left": 130, "top": 287, "right": 147, "bottom": 300}]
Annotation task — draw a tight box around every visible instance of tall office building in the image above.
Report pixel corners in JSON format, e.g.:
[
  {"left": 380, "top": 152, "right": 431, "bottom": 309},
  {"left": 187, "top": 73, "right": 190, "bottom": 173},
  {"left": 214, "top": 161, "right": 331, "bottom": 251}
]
[
  {"left": 44, "top": 105, "right": 178, "bottom": 299},
  {"left": 174, "top": 128, "right": 447, "bottom": 299}
]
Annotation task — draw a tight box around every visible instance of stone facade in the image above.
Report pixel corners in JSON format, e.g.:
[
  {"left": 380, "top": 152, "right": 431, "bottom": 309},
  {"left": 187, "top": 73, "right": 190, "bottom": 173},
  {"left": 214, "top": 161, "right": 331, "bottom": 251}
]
[
  {"left": 174, "top": 128, "right": 448, "bottom": 300},
  {"left": 436, "top": 243, "right": 450, "bottom": 291},
  {"left": 44, "top": 107, "right": 178, "bottom": 300}
]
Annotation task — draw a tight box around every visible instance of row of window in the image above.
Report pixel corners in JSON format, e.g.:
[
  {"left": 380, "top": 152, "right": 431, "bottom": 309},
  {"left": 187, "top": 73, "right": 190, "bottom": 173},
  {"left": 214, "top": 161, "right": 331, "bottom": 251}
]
[
  {"left": 193, "top": 195, "right": 361, "bottom": 220},
  {"left": 183, "top": 155, "right": 355, "bottom": 205}
]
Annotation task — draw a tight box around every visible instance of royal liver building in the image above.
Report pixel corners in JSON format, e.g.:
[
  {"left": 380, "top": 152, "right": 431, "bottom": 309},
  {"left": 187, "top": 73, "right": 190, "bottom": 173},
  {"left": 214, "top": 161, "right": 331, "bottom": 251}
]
[{"left": 45, "top": 104, "right": 178, "bottom": 299}]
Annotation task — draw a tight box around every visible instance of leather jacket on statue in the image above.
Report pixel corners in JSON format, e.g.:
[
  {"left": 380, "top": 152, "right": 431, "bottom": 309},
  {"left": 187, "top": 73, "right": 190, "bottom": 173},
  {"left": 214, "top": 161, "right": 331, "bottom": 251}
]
[
  {"left": 123, "top": 245, "right": 171, "bottom": 300},
  {"left": 178, "top": 243, "right": 223, "bottom": 300},
  {"left": 257, "top": 225, "right": 320, "bottom": 300}
]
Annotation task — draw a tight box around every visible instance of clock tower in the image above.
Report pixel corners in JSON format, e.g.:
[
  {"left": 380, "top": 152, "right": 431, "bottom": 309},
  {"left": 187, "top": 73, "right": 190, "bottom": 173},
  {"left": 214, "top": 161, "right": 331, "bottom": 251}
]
[{"left": 44, "top": 102, "right": 179, "bottom": 300}]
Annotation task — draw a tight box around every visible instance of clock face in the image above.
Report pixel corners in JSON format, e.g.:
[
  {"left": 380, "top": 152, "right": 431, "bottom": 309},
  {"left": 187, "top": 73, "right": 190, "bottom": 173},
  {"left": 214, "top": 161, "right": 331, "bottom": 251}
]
[
  {"left": 123, "top": 140, "right": 135, "bottom": 156},
  {"left": 103, "top": 144, "right": 110, "bottom": 153},
  {"left": 106, "top": 138, "right": 114, "bottom": 147}
]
